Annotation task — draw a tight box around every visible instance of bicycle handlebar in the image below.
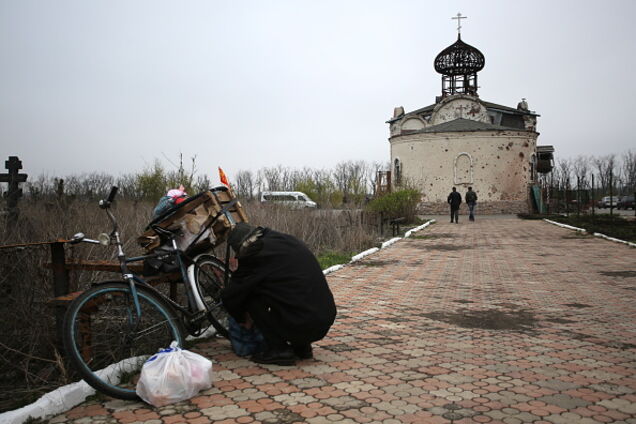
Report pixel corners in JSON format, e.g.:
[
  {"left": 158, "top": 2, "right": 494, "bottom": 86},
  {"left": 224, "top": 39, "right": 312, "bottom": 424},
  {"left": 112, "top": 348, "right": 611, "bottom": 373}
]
[
  {"left": 107, "top": 186, "right": 118, "bottom": 202},
  {"left": 99, "top": 186, "right": 119, "bottom": 210}
]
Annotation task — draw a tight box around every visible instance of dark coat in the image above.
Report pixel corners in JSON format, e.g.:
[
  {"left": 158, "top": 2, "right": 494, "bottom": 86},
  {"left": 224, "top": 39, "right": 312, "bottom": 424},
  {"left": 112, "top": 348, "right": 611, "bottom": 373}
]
[
  {"left": 221, "top": 228, "right": 336, "bottom": 343},
  {"left": 465, "top": 190, "right": 477, "bottom": 204},
  {"left": 448, "top": 191, "right": 462, "bottom": 209}
]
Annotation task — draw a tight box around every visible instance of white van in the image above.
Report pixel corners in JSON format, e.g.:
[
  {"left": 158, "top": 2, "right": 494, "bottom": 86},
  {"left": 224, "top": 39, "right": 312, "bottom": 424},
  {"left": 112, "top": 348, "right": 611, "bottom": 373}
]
[{"left": 259, "top": 191, "right": 317, "bottom": 209}]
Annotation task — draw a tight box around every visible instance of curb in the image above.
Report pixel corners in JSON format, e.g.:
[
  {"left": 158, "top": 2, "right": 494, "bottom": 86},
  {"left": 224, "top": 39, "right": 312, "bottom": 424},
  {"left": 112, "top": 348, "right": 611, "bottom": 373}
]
[
  {"left": 323, "top": 219, "right": 436, "bottom": 275},
  {"left": 543, "top": 219, "right": 636, "bottom": 248}
]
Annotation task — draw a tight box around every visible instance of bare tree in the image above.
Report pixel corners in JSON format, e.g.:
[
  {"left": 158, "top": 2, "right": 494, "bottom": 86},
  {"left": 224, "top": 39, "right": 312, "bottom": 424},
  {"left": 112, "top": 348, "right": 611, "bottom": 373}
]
[
  {"left": 193, "top": 174, "right": 212, "bottom": 193},
  {"left": 554, "top": 158, "right": 572, "bottom": 190},
  {"left": 593, "top": 154, "right": 617, "bottom": 195},
  {"left": 572, "top": 155, "right": 591, "bottom": 189},
  {"left": 258, "top": 167, "right": 281, "bottom": 191},
  {"left": 234, "top": 170, "right": 255, "bottom": 199},
  {"left": 621, "top": 150, "right": 636, "bottom": 193}
]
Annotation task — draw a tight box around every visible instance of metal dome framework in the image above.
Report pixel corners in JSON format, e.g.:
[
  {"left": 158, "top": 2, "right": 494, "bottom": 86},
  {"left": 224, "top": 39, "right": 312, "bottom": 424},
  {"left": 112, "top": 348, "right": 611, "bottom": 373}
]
[{"left": 434, "top": 35, "right": 485, "bottom": 98}]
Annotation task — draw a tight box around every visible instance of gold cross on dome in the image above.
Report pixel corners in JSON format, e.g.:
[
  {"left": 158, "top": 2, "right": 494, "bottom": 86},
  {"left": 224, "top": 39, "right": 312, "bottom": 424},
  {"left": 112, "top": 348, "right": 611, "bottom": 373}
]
[{"left": 452, "top": 12, "right": 467, "bottom": 35}]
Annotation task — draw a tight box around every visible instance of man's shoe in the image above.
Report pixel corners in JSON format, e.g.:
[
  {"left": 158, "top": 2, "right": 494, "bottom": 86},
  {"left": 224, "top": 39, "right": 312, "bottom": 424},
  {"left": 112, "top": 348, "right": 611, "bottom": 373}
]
[
  {"left": 251, "top": 348, "right": 296, "bottom": 366},
  {"left": 292, "top": 344, "right": 313, "bottom": 360}
]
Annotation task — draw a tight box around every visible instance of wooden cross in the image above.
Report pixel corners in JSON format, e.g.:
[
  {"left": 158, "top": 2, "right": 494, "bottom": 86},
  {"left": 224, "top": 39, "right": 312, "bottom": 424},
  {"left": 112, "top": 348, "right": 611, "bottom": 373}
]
[
  {"left": 1, "top": 156, "right": 28, "bottom": 213},
  {"left": 452, "top": 12, "right": 467, "bottom": 36}
]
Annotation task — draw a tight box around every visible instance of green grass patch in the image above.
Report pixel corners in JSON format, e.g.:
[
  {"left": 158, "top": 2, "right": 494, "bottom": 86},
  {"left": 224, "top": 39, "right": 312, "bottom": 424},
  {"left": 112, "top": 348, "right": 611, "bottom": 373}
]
[{"left": 317, "top": 251, "right": 353, "bottom": 269}]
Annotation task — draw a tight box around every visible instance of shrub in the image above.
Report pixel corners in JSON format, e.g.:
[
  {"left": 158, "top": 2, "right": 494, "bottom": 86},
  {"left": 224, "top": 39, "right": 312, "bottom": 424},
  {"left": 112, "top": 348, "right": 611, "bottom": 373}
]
[{"left": 366, "top": 189, "right": 421, "bottom": 222}]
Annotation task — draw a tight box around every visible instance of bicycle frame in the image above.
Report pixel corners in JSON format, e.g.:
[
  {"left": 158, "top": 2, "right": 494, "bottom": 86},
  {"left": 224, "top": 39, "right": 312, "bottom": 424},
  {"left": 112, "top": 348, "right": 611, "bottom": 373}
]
[{"left": 80, "top": 186, "right": 231, "bottom": 334}]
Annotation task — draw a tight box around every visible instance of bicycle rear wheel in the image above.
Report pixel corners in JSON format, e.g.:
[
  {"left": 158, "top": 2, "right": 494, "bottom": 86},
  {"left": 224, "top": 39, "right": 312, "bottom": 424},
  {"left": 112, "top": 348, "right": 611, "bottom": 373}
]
[
  {"left": 63, "top": 281, "right": 185, "bottom": 400},
  {"left": 194, "top": 255, "right": 230, "bottom": 338}
]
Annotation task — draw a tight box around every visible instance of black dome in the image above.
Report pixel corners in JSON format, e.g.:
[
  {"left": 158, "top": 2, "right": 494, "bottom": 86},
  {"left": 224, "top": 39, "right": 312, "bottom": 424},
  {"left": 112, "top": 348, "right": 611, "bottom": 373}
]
[{"left": 434, "top": 35, "right": 485, "bottom": 76}]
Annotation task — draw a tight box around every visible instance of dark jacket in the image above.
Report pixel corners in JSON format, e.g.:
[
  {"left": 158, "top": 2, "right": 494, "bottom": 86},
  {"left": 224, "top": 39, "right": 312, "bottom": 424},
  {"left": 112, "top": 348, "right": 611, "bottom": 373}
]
[
  {"left": 221, "top": 228, "right": 336, "bottom": 342},
  {"left": 465, "top": 190, "right": 477, "bottom": 204},
  {"left": 448, "top": 191, "right": 462, "bottom": 209}
]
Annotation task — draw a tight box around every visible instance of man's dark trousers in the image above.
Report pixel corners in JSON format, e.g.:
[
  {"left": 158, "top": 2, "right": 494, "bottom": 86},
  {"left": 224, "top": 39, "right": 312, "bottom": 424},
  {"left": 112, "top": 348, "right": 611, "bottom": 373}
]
[{"left": 451, "top": 207, "right": 459, "bottom": 223}]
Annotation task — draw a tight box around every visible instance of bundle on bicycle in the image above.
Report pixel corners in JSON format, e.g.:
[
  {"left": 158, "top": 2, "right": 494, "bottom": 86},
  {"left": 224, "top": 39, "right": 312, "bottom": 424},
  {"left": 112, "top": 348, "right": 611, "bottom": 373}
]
[{"left": 62, "top": 185, "right": 248, "bottom": 401}]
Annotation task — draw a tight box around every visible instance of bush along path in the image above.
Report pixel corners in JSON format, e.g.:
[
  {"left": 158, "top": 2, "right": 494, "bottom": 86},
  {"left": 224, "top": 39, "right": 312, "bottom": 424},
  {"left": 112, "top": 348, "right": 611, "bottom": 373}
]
[{"left": 7, "top": 216, "right": 636, "bottom": 424}]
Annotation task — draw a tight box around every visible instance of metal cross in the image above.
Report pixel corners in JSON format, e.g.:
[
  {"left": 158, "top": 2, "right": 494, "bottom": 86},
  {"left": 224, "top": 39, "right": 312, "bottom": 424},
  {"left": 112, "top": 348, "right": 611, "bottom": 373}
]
[
  {"left": 452, "top": 12, "right": 467, "bottom": 35},
  {"left": 0, "top": 156, "right": 28, "bottom": 218}
]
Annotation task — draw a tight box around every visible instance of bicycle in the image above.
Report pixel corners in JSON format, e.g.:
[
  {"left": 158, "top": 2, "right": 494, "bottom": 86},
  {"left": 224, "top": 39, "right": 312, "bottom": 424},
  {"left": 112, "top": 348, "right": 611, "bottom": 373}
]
[{"left": 62, "top": 186, "right": 238, "bottom": 401}]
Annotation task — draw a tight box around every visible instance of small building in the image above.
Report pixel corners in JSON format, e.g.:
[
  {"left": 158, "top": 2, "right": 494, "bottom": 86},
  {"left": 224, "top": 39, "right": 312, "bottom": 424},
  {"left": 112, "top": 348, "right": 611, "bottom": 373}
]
[{"left": 387, "top": 24, "right": 552, "bottom": 214}]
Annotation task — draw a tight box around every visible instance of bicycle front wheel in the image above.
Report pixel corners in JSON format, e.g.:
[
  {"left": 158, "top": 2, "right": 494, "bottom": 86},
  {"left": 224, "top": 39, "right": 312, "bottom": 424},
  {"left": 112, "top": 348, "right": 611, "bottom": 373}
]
[
  {"left": 194, "top": 255, "right": 230, "bottom": 338},
  {"left": 63, "top": 281, "right": 185, "bottom": 400}
]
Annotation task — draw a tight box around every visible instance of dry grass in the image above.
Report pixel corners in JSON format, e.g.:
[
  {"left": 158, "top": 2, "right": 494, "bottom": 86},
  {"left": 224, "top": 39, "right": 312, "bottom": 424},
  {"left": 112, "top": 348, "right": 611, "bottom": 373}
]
[{"left": 0, "top": 197, "right": 381, "bottom": 412}]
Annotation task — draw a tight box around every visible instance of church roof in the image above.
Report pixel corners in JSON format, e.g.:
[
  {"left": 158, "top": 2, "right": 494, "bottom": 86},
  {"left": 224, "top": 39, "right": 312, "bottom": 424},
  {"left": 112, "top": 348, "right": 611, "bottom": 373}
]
[
  {"left": 386, "top": 99, "right": 538, "bottom": 124},
  {"left": 403, "top": 118, "right": 529, "bottom": 134}
]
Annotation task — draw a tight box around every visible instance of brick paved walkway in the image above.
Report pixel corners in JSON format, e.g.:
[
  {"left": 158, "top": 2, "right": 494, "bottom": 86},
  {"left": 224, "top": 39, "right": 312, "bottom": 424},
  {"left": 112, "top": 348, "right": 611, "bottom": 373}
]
[{"left": 49, "top": 217, "right": 636, "bottom": 424}]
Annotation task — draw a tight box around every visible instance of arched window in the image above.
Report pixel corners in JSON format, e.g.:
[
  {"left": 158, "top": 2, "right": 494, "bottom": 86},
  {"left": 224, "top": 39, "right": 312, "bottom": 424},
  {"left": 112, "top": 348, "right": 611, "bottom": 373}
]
[
  {"left": 454, "top": 153, "right": 473, "bottom": 184},
  {"left": 394, "top": 158, "right": 402, "bottom": 186}
]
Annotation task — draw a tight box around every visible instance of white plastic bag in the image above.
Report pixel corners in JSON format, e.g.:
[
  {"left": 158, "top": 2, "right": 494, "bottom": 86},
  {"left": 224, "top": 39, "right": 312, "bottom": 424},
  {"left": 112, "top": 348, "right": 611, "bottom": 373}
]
[{"left": 136, "top": 341, "right": 213, "bottom": 407}]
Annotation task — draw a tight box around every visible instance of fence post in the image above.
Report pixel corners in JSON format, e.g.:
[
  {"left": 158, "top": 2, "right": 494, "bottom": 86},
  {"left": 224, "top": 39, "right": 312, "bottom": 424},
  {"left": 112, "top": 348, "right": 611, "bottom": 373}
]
[
  {"left": 50, "top": 242, "right": 70, "bottom": 350},
  {"left": 609, "top": 169, "right": 614, "bottom": 217},
  {"left": 592, "top": 174, "right": 596, "bottom": 216}
]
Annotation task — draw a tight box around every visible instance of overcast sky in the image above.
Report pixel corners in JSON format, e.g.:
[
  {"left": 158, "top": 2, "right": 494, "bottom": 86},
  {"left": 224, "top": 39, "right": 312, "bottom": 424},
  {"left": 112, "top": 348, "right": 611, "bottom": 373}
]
[{"left": 1, "top": 0, "right": 634, "bottom": 182}]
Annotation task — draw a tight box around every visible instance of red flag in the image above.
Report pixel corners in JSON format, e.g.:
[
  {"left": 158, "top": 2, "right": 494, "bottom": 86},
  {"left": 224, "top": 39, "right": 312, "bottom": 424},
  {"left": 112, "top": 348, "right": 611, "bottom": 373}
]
[{"left": 218, "top": 167, "right": 230, "bottom": 187}]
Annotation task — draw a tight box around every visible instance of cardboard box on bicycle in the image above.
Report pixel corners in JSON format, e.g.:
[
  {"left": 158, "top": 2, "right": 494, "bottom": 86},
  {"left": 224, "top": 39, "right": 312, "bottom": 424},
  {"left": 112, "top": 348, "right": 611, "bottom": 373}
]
[{"left": 138, "top": 186, "right": 249, "bottom": 254}]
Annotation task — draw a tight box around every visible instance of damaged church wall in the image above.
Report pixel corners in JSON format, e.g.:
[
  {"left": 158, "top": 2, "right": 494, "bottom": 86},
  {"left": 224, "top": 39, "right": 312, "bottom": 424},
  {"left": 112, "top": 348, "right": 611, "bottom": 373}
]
[
  {"left": 391, "top": 129, "right": 537, "bottom": 214},
  {"left": 387, "top": 30, "right": 545, "bottom": 214}
]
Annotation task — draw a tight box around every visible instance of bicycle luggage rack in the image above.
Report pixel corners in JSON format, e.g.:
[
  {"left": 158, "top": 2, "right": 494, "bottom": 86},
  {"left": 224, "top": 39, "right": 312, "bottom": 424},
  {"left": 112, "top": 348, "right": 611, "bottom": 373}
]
[{"left": 137, "top": 185, "right": 249, "bottom": 255}]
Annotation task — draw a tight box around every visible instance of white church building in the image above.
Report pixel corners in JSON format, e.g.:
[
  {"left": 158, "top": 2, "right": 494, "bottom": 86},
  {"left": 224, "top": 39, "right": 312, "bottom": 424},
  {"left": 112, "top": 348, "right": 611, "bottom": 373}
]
[{"left": 387, "top": 20, "right": 552, "bottom": 214}]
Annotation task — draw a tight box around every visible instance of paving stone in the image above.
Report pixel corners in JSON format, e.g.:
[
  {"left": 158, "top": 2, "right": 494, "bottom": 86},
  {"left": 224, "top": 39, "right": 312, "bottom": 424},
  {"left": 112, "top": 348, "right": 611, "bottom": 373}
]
[
  {"left": 40, "top": 217, "right": 636, "bottom": 424},
  {"left": 538, "top": 393, "right": 591, "bottom": 409},
  {"left": 534, "top": 379, "right": 580, "bottom": 391}
]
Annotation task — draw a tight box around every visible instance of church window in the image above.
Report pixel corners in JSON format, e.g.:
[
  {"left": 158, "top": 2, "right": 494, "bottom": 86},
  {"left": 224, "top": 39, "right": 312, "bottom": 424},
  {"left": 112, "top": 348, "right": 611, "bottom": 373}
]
[
  {"left": 394, "top": 158, "right": 402, "bottom": 186},
  {"left": 454, "top": 153, "right": 472, "bottom": 184}
]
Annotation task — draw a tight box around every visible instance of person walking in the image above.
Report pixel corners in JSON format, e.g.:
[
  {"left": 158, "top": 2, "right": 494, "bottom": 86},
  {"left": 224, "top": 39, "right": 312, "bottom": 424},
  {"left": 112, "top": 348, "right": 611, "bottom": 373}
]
[
  {"left": 447, "top": 187, "right": 462, "bottom": 223},
  {"left": 465, "top": 187, "right": 478, "bottom": 221}
]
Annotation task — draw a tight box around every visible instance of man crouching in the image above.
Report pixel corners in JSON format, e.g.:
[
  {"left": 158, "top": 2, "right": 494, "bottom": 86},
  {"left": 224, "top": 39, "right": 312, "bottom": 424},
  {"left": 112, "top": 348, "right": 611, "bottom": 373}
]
[{"left": 221, "top": 223, "right": 337, "bottom": 366}]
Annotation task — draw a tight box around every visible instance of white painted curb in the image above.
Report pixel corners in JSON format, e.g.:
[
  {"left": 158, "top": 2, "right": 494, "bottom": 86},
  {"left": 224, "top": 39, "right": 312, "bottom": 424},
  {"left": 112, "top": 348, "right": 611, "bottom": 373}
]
[
  {"left": 381, "top": 237, "right": 402, "bottom": 248},
  {"left": 543, "top": 219, "right": 636, "bottom": 247},
  {"left": 593, "top": 232, "right": 636, "bottom": 248},
  {"left": 322, "top": 219, "right": 436, "bottom": 275},
  {"left": 0, "top": 355, "right": 147, "bottom": 424},
  {"left": 0, "top": 380, "right": 96, "bottom": 424},
  {"left": 322, "top": 264, "right": 345, "bottom": 275},
  {"left": 543, "top": 219, "right": 586, "bottom": 232},
  {"left": 351, "top": 247, "right": 380, "bottom": 262}
]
